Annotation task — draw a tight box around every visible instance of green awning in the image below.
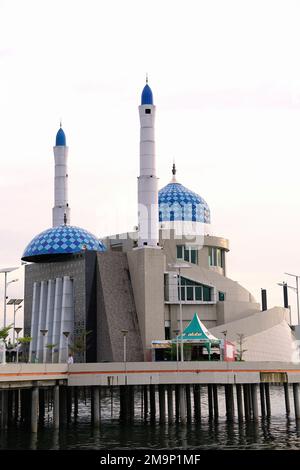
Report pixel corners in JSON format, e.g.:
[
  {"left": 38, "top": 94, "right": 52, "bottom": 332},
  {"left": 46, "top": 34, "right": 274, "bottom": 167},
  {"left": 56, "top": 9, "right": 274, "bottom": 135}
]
[{"left": 172, "top": 312, "right": 221, "bottom": 345}]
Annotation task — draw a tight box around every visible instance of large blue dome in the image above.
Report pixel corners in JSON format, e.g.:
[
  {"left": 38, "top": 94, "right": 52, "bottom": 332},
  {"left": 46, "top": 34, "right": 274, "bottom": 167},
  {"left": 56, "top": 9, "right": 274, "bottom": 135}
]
[
  {"left": 22, "top": 225, "right": 106, "bottom": 262},
  {"left": 159, "top": 182, "right": 210, "bottom": 224}
]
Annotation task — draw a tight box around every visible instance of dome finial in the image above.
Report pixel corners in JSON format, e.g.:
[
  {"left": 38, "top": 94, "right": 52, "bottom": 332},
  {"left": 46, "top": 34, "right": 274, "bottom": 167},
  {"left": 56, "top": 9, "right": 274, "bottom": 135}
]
[
  {"left": 171, "top": 160, "right": 177, "bottom": 183},
  {"left": 146, "top": 73, "right": 148, "bottom": 84}
]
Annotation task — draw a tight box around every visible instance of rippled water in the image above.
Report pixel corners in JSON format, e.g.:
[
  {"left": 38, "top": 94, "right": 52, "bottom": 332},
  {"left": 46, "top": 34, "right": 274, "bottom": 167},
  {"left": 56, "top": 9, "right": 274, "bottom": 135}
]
[{"left": 1, "top": 385, "right": 300, "bottom": 450}]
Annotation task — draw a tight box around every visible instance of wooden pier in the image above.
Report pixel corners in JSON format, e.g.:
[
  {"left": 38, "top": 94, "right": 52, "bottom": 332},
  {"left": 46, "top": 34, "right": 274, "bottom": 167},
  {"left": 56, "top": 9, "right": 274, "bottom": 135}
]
[{"left": 1, "top": 361, "right": 300, "bottom": 432}]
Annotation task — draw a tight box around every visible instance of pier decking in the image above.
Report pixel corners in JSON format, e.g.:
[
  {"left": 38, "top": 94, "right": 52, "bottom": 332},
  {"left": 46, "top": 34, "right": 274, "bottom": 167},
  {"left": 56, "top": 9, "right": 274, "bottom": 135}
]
[{"left": 0, "top": 361, "right": 300, "bottom": 432}]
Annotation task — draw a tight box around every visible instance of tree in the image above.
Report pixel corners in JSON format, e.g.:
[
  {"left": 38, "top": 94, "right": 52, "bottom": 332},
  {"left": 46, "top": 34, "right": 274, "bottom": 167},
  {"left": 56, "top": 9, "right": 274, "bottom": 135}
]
[
  {"left": 0, "top": 324, "right": 13, "bottom": 344},
  {"left": 236, "top": 333, "right": 247, "bottom": 361},
  {"left": 17, "top": 336, "right": 32, "bottom": 363},
  {"left": 69, "top": 330, "right": 92, "bottom": 361}
]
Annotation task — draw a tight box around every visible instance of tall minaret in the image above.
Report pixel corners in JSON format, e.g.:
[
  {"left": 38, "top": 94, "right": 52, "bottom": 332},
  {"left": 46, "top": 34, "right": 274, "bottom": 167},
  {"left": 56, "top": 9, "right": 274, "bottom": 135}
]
[
  {"left": 52, "top": 124, "right": 70, "bottom": 227},
  {"left": 138, "top": 78, "right": 159, "bottom": 247}
]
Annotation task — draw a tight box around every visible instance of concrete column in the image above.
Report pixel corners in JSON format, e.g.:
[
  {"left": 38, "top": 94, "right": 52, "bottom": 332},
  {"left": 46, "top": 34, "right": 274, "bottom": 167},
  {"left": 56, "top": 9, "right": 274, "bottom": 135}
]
[
  {"left": 193, "top": 384, "right": 201, "bottom": 422},
  {"left": 284, "top": 383, "right": 290, "bottom": 416},
  {"left": 74, "top": 387, "right": 79, "bottom": 421},
  {"left": 14, "top": 389, "right": 19, "bottom": 422},
  {"left": 0, "top": 391, "right": 8, "bottom": 430},
  {"left": 150, "top": 385, "right": 156, "bottom": 423},
  {"left": 293, "top": 383, "right": 300, "bottom": 420},
  {"left": 251, "top": 384, "right": 259, "bottom": 420},
  {"left": 175, "top": 385, "right": 180, "bottom": 423},
  {"left": 259, "top": 383, "right": 266, "bottom": 417},
  {"left": 212, "top": 385, "right": 219, "bottom": 419},
  {"left": 53, "top": 385, "right": 60, "bottom": 430},
  {"left": 179, "top": 385, "right": 186, "bottom": 424},
  {"left": 143, "top": 386, "right": 148, "bottom": 421},
  {"left": 236, "top": 384, "right": 243, "bottom": 421},
  {"left": 119, "top": 386, "right": 127, "bottom": 422},
  {"left": 247, "top": 384, "right": 252, "bottom": 418},
  {"left": 159, "top": 385, "right": 166, "bottom": 424},
  {"left": 129, "top": 386, "right": 135, "bottom": 422},
  {"left": 59, "top": 386, "right": 67, "bottom": 425},
  {"left": 167, "top": 385, "right": 174, "bottom": 423},
  {"left": 67, "top": 387, "right": 73, "bottom": 424},
  {"left": 243, "top": 384, "right": 250, "bottom": 420},
  {"left": 92, "top": 387, "right": 100, "bottom": 427},
  {"left": 208, "top": 385, "right": 214, "bottom": 420},
  {"left": 7, "top": 390, "right": 13, "bottom": 425},
  {"left": 31, "top": 386, "right": 39, "bottom": 433},
  {"left": 225, "top": 384, "right": 234, "bottom": 421},
  {"left": 265, "top": 383, "right": 271, "bottom": 417},
  {"left": 186, "top": 385, "right": 192, "bottom": 422},
  {"left": 39, "top": 389, "right": 45, "bottom": 426}
]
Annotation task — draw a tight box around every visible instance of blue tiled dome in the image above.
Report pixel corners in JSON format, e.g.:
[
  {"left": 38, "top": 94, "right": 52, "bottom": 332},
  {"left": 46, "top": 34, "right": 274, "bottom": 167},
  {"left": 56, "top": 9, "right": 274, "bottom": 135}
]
[
  {"left": 141, "top": 84, "right": 153, "bottom": 105},
  {"left": 56, "top": 127, "right": 66, "bottom": 146},
  {"left": 159, "top": 182, "right": 211, "bottom": 223},
  {"left": 22, "top": 225, "right": 106, "bottom": 262}
]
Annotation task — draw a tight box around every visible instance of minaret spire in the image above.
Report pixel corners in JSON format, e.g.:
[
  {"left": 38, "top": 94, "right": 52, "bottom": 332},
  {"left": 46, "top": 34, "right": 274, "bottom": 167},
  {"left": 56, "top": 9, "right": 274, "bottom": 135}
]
[
  {"left": 171, "top": 160, "right": 177, "bottom": 183},
  {"left": 138, "top": 78, "right": 159, "bottom": 247},
  {"left": 52, "top": 124, "right": 70, "bottom": 227}
]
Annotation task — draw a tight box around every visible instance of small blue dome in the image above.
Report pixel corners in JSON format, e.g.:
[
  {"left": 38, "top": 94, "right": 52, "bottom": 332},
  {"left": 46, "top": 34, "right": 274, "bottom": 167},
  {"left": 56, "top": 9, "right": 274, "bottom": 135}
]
[
  {"left": 159, "top": 182, "right": 211, "bottom": 223},
  {"left": 22, "top": 225, "right": 106, "bottom": 262},
  {"left": 141, "top": 84, "right": 153, "bottom": 105},
  {"left": 56, "top": 127, "right": 66, "bottom": 146}
]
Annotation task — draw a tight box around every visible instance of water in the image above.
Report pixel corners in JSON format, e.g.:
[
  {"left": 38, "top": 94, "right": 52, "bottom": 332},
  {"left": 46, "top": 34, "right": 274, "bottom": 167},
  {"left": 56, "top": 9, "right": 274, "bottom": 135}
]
[{"left": 1, "top": 386, "right": 300, "bottom": 450}]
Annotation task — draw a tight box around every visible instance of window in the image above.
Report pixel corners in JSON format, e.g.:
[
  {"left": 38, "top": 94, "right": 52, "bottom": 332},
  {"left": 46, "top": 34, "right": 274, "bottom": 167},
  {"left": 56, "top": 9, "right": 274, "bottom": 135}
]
[
  {"left": 178, "top": 276, "right": 212, "bottom": 302},
  {"left": 177, "top": 245, "right": 198, "bottom": 265},
  {"left": 218, "top": 291, "right": 225, "bottom": 301},
  {"left": 208, "top": 247, "right": 224, "bottom": 268},
  {"left": 145, "top": 109, "right": 151, "bottom": 114},
  {"left": 165, "top": 321, "right": 171, "bottom": 340}
]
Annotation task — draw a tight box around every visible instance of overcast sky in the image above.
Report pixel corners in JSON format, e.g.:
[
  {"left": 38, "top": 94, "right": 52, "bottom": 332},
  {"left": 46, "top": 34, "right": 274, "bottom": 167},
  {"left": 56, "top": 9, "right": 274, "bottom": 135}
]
[{"left": 1, "top": 0, "right": 300, "bottom": 328}]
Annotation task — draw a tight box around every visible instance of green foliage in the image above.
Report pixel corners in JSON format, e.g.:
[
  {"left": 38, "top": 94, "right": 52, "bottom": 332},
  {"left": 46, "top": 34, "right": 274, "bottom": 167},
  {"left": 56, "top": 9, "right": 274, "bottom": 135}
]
[
  {"left": 45, "top": 343, "right": 57, "bottom": 350},
  {"left": 0, "top": 324, "right": 13, "bottom": 343},
  {"left": 17, "top": 336, "right": 32, "bottom": 345},
  {"left": 69, "top": 330, "right": 92, "bottom": 355}
]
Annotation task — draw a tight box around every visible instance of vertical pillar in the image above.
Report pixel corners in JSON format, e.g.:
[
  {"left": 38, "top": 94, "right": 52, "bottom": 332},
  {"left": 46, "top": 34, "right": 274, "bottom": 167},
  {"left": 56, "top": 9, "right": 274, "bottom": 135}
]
[
  {"left": 92, "top": 387, "right": 100, "bottom": 427},
  {"left": 225, "top": 384, "right": 234, "bottom": 421},
  {"left": 293, "top": 383, "right": 300, "bottom": 420},
  {"left": 129, "top": 386, "right": 135, "bottom": 423},
  {"left": 67, "top": 387, "right": 72, "bottom": 424},
  {"left": 260, "top": 383, "right": 266, "bottom": 417},
  {"left": 175, "top": 385, "right": 180, "bottom": 423},
  {"left": 14, "top": 389, "right": 19, "bottom": 422},
  {"left": 150, "top": 384, "right": 156, "bottom": 423},
  {"left": 167, "top": 385, "right": 174, "bottom": 423},
  {"left": 236, "top": 384, "right": 243, "bottom": 421},
  {"left": 143, "top": 386, "right": 148, "bottom": 421},
  {"left": 265, "top": 383, "right": 271, "bottom": 417},
  {"left": 251, "top": 384, "right": 258, "bottom": 420},
  {"left": 284, "top": 383, "right": 290, "bottom": 416},
  {"left": 39, "top": 388, "right": 45, "bottom": 426},
  {"left": 7, "top": 390, "right": 13, "bottom": 425},
  {"left": 31, "top": 386, "right": 39, "bottom": 433},
  {"left": 247, "top": 384, "right": 252, "bottom": 418},
  {"left": 186, "top": 385, "right": 192, "bottom": 422},
  {"left": 0, "top": 391, "right": 8, "bottom": 430},
  {"left": 243, "top": 384, "right": 250, "bottom": 420},
  {"left": 179, "top": 385, "right": 186, "bottom": 424},
  {"left": 208, "top": 385, "right": 214, "bottom": 420},
  {"left": 119, "top": 386, "right": 126, "bottom": 422},
  {"left": 212, "top": 385, "right": 219, "bottom": 419},
  {"left": 159, "top": 385, "right": 166, "bottom": 424},
  {"left": 193, "top": 384, "right": 201, "bottom": 422},
  {"left": 53, "top": 385, "right": 60, "bottom": 430},
  {"left": 74, "top": 387, "right": 79, "bottom": 421}
]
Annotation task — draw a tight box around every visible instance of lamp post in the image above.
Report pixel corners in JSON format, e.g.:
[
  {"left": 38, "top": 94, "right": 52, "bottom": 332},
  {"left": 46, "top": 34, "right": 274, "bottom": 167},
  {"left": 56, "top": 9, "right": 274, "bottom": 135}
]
[
  {"left": 284, "top": 273, "right": 300, "bottom": 325},
  {"left": 173, "top": 329, "right": 180, "bottom": 370},
  {"left": 168, "top": 262, "right": 191, "bottom": 362},
  {"left": 40, "top": 329, "right": 48, "bottom": 363},
  {"left": 6, "top": 299, "right": 23, "bottom": 344},
  {"left": 221, "top": 330, "right": 227, "bottom": 361},
  {"left": 121, "top": 329, "right": 128, "bottom": 385},
  {"left": 63, "top": 331, "right": 70, "bottom": 363},
  {"left": 0, "top": 267, "right": 19, "bottom": 327},
  {"left": 15, "top": 327, "right": 22, "bottom": 363}
]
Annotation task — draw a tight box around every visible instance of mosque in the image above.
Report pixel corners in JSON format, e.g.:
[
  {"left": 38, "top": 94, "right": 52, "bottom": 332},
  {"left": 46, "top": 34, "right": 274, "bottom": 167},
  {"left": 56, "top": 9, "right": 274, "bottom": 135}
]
[{"left": 22, "top": 80, "right": 295, "bottom": 363}]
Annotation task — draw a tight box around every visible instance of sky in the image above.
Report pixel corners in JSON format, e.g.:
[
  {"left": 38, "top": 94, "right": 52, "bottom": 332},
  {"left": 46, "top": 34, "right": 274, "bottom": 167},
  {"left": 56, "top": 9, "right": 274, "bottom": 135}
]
[{"left": 1, "top": 0, "right": 300, "bottom": 328}]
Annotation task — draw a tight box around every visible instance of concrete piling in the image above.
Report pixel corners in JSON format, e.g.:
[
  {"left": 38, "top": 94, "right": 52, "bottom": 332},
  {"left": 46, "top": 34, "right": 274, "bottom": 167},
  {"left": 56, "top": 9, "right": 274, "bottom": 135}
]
[
  {"left": 213, "top": 385, "right": 219, "bottom": 419},
  {"left": 208, "top": 385, "right": 214, "bottom": 420},
  {"left": 243, "top": 384, "right": 250, "bottom": 420},
  {"left": 53, "top": 385, "right": 60, "bottom": 430},
  {"left": 143, "top": 385, "right": 148, "bottom": 420},
  {"left": 259, "top": 383, "right": 266, "bottom": 417},
  {"left": 265, "top": 383, "right": 271, "bottom": 417},
  {"left": 236, "top": 384, "right": 243, "bottom": 421},
  {"left": 179, "top": 384, "right": 187, "bottom": 424},
  {"left": 185, "top": 385, "right": 192, "bottom": 422},
  {"left": 284, "top": 383, "right": 290, "bottom": 416},
  {"left": 293, "top": 383, "right": 300, "bottom": 420},
  {"left": 251, "top": 384, "right": 258, "bottom": 420},
  {"left": 159, "top": 385, "right": 166, "bottom": 424},
  {"left": 175, "top": 385, "right": 180, "bottom": 423},
  {"left": 193, "top": 384, "right": 201, "bottom": 422},
  {"left": 149, "top": 384, "right": 156, "bottom": 423},
  {"left": 31, "top": 386, "right": 39, "bottom": 433},
  {"left": 225, "top": 384, "right": 234, "bottom": 421},
  {"left": 167, "top": 385, "right": 174, "bottom": 423},
  {"left": 92, "top": 386, "right": 100, "bottom": 427}
]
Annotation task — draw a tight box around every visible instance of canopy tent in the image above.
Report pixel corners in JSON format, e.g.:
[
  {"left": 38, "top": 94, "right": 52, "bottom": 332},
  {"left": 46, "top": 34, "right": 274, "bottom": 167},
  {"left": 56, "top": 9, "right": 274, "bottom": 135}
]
[{"left": 171, "top": 313, "right": 221, "bottom": 359}]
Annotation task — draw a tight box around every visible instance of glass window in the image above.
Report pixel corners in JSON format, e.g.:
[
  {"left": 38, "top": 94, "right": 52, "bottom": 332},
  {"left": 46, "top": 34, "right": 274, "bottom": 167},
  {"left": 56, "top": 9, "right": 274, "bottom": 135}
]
[
  {"left": 176, "top": 245, "right": 198, "bottom": 264},
  {"left": 177, "top": 277, "right": 211, "bottom": 302},
  {"left": 177, "top": 245, "right": 183, "bottom": 259},
  {"left": 195, "top": 286, "right": 202, "bottom": 300},
  {"left": 208, "top": 247, "right": 213, "bottom": 266},
  {"left": 187, "top": 286, "right": 194, "bottom": 301},
  {"left": 209, "top": 247, "right": 224, "bottom": 268},
  {"left": 184, "top": 248, "right": 189, "bottom": 262},
  {"left": 218, "top": 291, "right": 225, "bottom": 301},
  {"left": 203, "top": 285, "right": 211, "bottom": 301},
  {"left": 191, "top": 249, "right": 197, "bottom": 264}
]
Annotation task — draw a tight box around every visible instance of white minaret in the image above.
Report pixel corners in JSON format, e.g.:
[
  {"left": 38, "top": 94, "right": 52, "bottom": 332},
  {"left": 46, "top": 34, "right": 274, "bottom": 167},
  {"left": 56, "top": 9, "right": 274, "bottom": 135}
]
[
  {"left": 138, "top": 78, "right": 159, "bottom": 247},
  {"left": 52, "top": 124, "right": 70, "bottom": 227}
]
